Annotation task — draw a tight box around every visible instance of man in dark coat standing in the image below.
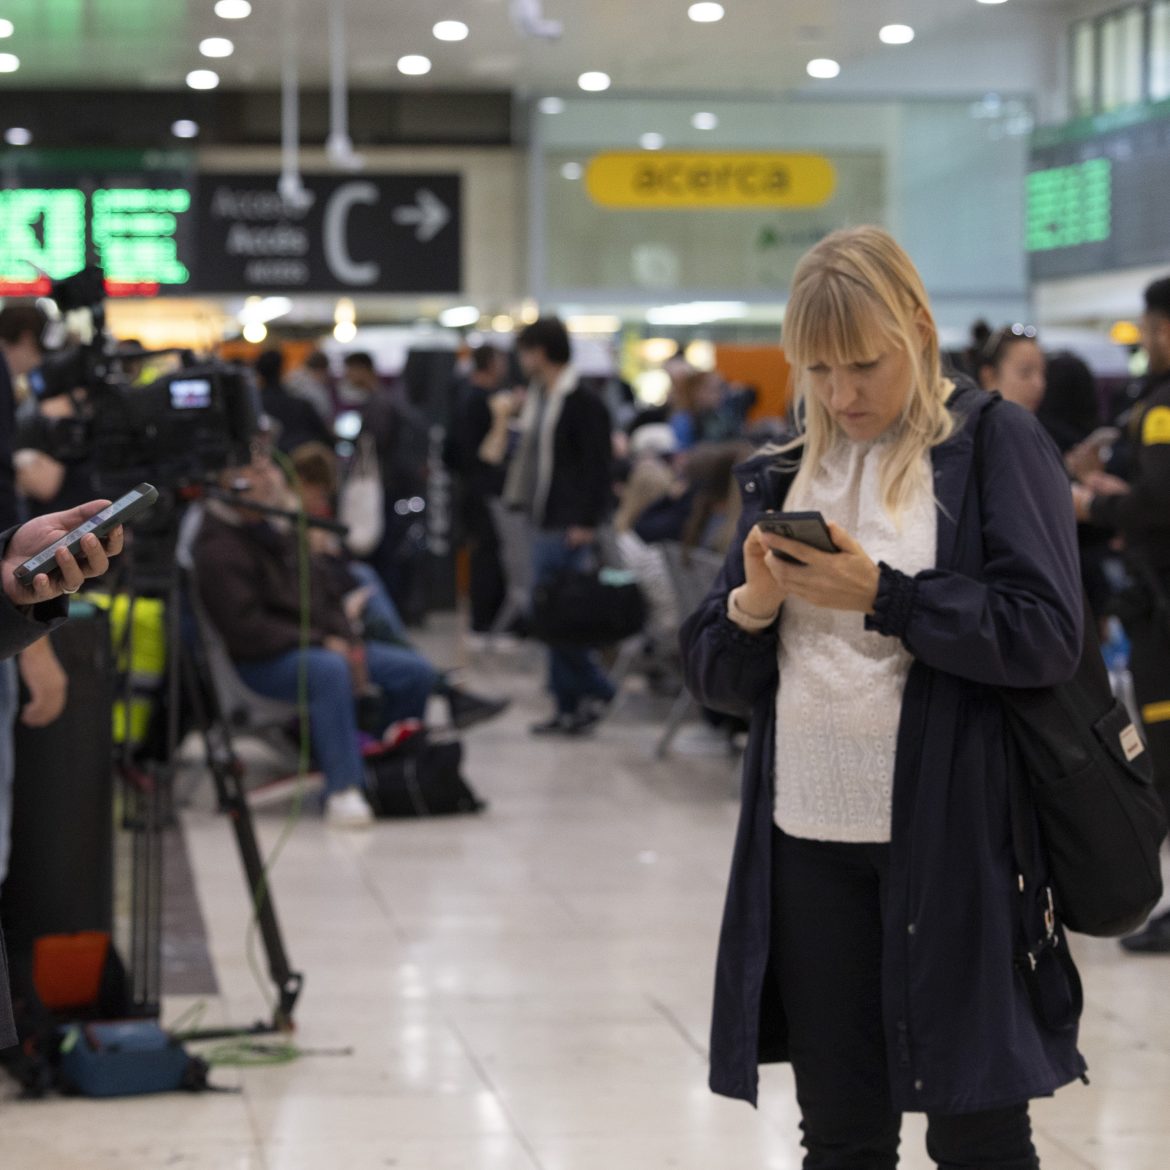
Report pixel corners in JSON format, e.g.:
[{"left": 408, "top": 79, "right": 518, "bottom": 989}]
[{"left": 1074, "top": 274, "right": 1170, "bottom": 953}]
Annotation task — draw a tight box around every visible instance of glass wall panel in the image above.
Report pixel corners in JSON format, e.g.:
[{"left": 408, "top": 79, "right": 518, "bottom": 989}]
[
  {"left": 1151, "top": 1, "right": 1170, "bottom": 99},
  {"left": 1100, "top": 6, "right": 1146, "bottom": 111}
]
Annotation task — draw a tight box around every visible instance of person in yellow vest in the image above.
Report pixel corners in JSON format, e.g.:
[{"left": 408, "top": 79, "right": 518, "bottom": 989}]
[{"left": 1073, "top": 275, "right": 1170, "bottom": 954}]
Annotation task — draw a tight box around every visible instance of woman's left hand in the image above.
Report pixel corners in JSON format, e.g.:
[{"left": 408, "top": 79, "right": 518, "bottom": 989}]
[{"left": 760, "top": 521, "right": 881, "bottom": 614}]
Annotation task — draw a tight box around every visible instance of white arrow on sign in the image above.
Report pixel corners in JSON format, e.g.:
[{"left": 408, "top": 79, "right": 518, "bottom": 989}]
[{"left": 392, "top": 188, "right": 451, "bottom": 243}]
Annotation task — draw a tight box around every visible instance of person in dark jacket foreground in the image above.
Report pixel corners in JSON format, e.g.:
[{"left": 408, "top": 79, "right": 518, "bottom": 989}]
[
  {"left": 0, "top": 502, "right": 125, "bottom": 1048},
  {"left": 680, "top": 227, "right": 1085, "bottom": 1169}
]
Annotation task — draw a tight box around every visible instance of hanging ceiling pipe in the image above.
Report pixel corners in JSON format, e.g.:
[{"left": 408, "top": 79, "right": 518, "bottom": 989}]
[
  {"left": 278, "top": 0, "right": 312, "bottom": 210},
  {"left": 327, "top": 0, "right": 364, "bottom": 169}
]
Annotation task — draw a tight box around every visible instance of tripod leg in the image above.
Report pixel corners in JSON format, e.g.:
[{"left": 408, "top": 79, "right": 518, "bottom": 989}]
[{"left": 179, "top": 639, "right": 304, "bottom": 1030}]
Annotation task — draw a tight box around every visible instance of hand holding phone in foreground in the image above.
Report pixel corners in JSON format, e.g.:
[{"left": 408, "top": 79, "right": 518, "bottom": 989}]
[
  {"left": 760, "top": 520, "right": 881, "bottom": 614},
  {"left": 2, "top": 502, "right": 125, "bottom": 607}
]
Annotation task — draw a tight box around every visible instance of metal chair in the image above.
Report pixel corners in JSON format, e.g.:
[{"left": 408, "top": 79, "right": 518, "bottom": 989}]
[{"left": 655, "top": 542, "right": 727, "bottom": 759}]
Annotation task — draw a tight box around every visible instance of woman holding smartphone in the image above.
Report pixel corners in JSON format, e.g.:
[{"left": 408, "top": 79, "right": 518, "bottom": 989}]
[{"left": 680, "top": 226, "right": 1085, "bottom": 1169}]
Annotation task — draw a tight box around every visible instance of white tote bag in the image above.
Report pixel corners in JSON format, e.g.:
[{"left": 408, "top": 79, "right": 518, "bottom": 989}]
[{"left": 338, "top": 432, "right": 385, "bottom": 556}]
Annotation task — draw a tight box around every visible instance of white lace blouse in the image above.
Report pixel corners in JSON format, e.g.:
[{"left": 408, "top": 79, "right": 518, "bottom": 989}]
[{"left": 773, "top": 436, "right": 938, "bottom": 843}]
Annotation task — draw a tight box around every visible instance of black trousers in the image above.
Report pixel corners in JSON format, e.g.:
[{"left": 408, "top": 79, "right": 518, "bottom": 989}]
[
  {"left": 1124, "top": 609, "right": 1170, "bottom": 823},
  {"left": 462, "top": 492, "right": 507, "bottom": 633},
  {"left": 770, "top": 827, "right": 1039, "bottom": 1170}
]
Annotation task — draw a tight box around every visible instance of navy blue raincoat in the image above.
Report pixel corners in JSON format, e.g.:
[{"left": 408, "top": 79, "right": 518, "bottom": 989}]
[{"left": 680, "top": 384, "right": 1088, "bottom": 1115}]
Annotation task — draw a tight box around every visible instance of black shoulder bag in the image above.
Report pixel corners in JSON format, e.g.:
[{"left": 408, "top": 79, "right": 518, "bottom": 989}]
[{"left": 977, "top": 410, "right": 1168, "bottom": 940}]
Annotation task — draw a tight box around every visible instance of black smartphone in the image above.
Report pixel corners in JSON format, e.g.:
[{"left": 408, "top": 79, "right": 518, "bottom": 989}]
[
  {"left": 14, "top": 483, "right": 159, "bottom": 587},
  {"left": 757, "top": 510, "right": 838, "bottom": 565}
]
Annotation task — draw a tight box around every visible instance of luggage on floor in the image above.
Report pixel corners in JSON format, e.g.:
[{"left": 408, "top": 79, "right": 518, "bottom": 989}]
[{"left": 363, "top": 733, "right": 485, "bottom": 817}]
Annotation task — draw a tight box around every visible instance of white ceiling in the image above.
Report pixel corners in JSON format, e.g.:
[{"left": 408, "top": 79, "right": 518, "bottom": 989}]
[{"left": 0, "top": 0, "right": 1068, "bottom": 96}]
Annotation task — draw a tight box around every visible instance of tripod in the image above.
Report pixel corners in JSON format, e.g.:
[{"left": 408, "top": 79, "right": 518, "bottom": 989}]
[{"left": 109, "top": 510, "right": 303, "bottom": 1037}]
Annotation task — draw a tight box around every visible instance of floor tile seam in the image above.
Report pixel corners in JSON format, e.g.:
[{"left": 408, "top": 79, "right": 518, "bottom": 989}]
[
  {"left": 443, "top": 1014, "right": 547, "bottom": 1170},
  {"left": 646, "top": 994, "right": 710, "bottom": 1062},
  {"left": 1030, "top": 1123, "right": 1099, "bottom": 1169}
]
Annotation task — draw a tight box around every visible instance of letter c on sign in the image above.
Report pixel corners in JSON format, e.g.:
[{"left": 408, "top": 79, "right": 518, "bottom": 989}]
[{"left": 324, "top": 182, "right": 380, "bottom": 286}]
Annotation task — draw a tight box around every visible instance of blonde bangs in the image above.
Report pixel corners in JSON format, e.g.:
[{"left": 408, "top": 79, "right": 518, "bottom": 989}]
[{"left": 784, "top": 272, "right": 902, "bottom": 373}]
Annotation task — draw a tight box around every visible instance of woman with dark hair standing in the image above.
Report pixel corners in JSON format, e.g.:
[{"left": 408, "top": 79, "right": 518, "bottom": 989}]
[
  {"left": 978, "top": 324, "right": 1047, "bottom": 415},
  {"left": 680, "top": 226, "right": 1085, "bottom": 1168}
]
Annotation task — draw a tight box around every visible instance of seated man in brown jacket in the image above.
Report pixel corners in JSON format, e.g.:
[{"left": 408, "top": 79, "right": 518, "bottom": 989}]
[{"left": 194, "top": 450, "right": 438, "bottom": 828}]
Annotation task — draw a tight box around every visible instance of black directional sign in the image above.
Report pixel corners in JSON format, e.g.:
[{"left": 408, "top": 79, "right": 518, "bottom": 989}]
[{"left": 192, "top": 172, "right": 462, "bottom": 294}]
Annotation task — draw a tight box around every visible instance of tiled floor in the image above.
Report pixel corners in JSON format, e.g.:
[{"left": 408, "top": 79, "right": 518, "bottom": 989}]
[{"left": 2, "top": 629, "right": 1169, "bottom": 1169}]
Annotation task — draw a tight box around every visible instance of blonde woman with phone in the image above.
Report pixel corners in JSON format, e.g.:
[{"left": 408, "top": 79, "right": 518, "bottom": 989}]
[{"left": 681, "top": 226, "right": 1084, "bottom": 1169}]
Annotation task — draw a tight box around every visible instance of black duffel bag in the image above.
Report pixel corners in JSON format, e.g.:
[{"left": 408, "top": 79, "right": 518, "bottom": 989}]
[
  {"left": 530, "top": 567, "right": 647, "bottom": 647},
  {"left": 364, "top": 735, "right": 485, "bottom": 818},
  {"left": 1002, "top": 592, "right": 1168, "bottom": 939}
]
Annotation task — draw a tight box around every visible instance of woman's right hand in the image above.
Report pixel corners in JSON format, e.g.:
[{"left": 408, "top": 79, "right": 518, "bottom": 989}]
[{"left": 735, "top": 524, "right": 787, "bottom": 621}]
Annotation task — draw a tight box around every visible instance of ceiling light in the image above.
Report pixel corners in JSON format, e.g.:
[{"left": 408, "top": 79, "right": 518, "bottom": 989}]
[
  {"left": 567, "top": 315, "right": 621, "bottom": 334},
  {"left": 976, "top": 0, "right": 1009, "bottom": 4},
  {"left": 5, "top": 128, "right": 31, "bottom": 146},
  {"left": 640, "top": 132, "right": 665, "bottom": 151},
  {"left": 214, "top": 0, "right": 252, "bottom": 17},
  {"left": 171, "top": 119, "right": 199, "bottom": 139},
  {"left": 333, "top": 320, "right": 358, "bottom": 344},
  {"left": 0, "top": 53, "right": 19, "bottom": 73},
  {"left": 879, "top": 24, "right": 915, "bottom": 44},
  {"left": 199, "top": 37, "right": 234, "bottom": 58},
  {"left": 688, "top": 2, "right": 725, "bottom": 22},
  {"left": 538, "top": 96, "right": 565, "bottom": 114},
  {"left": 560, "top": 162, "right": 583, "bottom": 180},
  {"left": 438, "top": 305, "right": 480, "bottom": 328},
  {"left": 0, "top": 20, "right": 13, "bottom": 38},
  {"left": 646, "top": 301, "right": 749, "bottom": 326},
  {"left": 433, "top": 20, "right": 469, "bottom": 42},
  {"left": 692, "top": 111, "right": 719, "bottom": 130},
  {"left": 806, "top": 58, "right": 841, "bottom": 79},
  {"left": 186, "top": 69, "right": 220, "bottom": 90},
  {"left": 491, "top": 314, "right": 515, "bottom": 332},
  {"left": 398, "top": 55, "right": 432, "bottom": 76},
  {"left": 242, "top": 322, "right": 268, "bottom": 344},
  {"left": 578, "top": 71, "right": 611, "bottom": 92}
]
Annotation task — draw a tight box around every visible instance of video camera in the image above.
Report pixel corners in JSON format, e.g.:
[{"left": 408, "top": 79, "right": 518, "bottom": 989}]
[{"left": 23, "top": 267, "right": 260, "bottom": 509}]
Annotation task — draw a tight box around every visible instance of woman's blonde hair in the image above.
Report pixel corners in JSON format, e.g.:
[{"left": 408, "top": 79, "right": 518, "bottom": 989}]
[{"left": 781, "top": 226, "right": 954, "bottom": 520}]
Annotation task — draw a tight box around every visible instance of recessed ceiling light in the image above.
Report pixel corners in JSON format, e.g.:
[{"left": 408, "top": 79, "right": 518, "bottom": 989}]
[
  {"left": 171, "top": 120, "right": 200, "bottom": 139},
  {"left": 578, "top": 71, "right": 611, "bottom": 92},
  {"left": 879, "top": 23, "right": 915, "bottom": 44},
  {"left": 538, "top": 96, "right": 565, "bottom": 114},
  {"left": 433, "top": 20, "right": 469, "bottom": 42},
  {"left": 0, "top": 53, "right": 20, "bottom": 73},
  {"left": 186, "top": 69, "right": 220, "bottom": 90},
  {"left": 688, "top": 2, "right": 725, "bottom": 22},
  {"left": 242, "top": 322, "right": 268, "bottom": 344},
  {"left": 0, "top": 19, "right": 13, "bottom": 38},
  {"left": 806, "top": 58, "right": 841, "bottom": 79},
  {"left": 692, "top": 111, "right": 719, "bottom": 130},
  {"left": 398, "top": 55, "right": 432, "bottom": 76},
  {"left": 976, "top": 0, "right": 1009, "bottom": 4},
  {"left": 640, "top": 132, "right": 665, "bottom": 151},
  {"left": 561, "top": 162, "right": 584, "bottom": 181},
  {"left": 214, "top": 0, "right": 252, "bottom": 17},
  {"left": 438, "top": 305, "right": 480, "bottom": 328},
  {"left": 199, "top": 37, "right": 234, "bottom": 58},
  {"left": 5, "top": 128, "right": 31, "bottom": 146}
]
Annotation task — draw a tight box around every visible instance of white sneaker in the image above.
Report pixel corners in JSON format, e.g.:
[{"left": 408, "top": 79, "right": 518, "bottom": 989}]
[{"left": 325, "top": 787, "right": 375, "bottom": 828}]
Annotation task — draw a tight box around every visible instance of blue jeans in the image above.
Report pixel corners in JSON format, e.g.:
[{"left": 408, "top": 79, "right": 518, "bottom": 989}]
[
  {"left": 0, "top": 660, "right": 16, "bottom": 885},
  {"left": 348, "top": 561, "right": 408, "bottom": 643},
  {"left": 531, "top": 531, "right": 616, "bottom": 716},
  {"left": 237, "top": 642, "right": 438, "bottom": 795}
]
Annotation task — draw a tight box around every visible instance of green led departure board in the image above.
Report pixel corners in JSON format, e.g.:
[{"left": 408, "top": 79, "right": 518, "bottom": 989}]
[
  {"left": 1029, "top": 111, "right": 1170, "bottom": 280},
  {"left": 1026, "top": 159, "right": 1112, "bottom": 252},
  {"left": 0, "top": 175, "right": 194, "bottom": 296}
]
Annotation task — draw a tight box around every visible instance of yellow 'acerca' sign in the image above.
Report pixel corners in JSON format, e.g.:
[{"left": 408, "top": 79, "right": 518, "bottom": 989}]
[{"left": 585, "top": 152, "right": 837, "bottom": 210}]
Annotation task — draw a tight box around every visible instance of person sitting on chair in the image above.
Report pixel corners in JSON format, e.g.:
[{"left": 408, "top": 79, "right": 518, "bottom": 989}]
[
  {"left": 289, "top": 441, "right": 510, "bottom": 730},
  {"left": 193, "top": 443, "right": 500, "bottom": 828}
]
